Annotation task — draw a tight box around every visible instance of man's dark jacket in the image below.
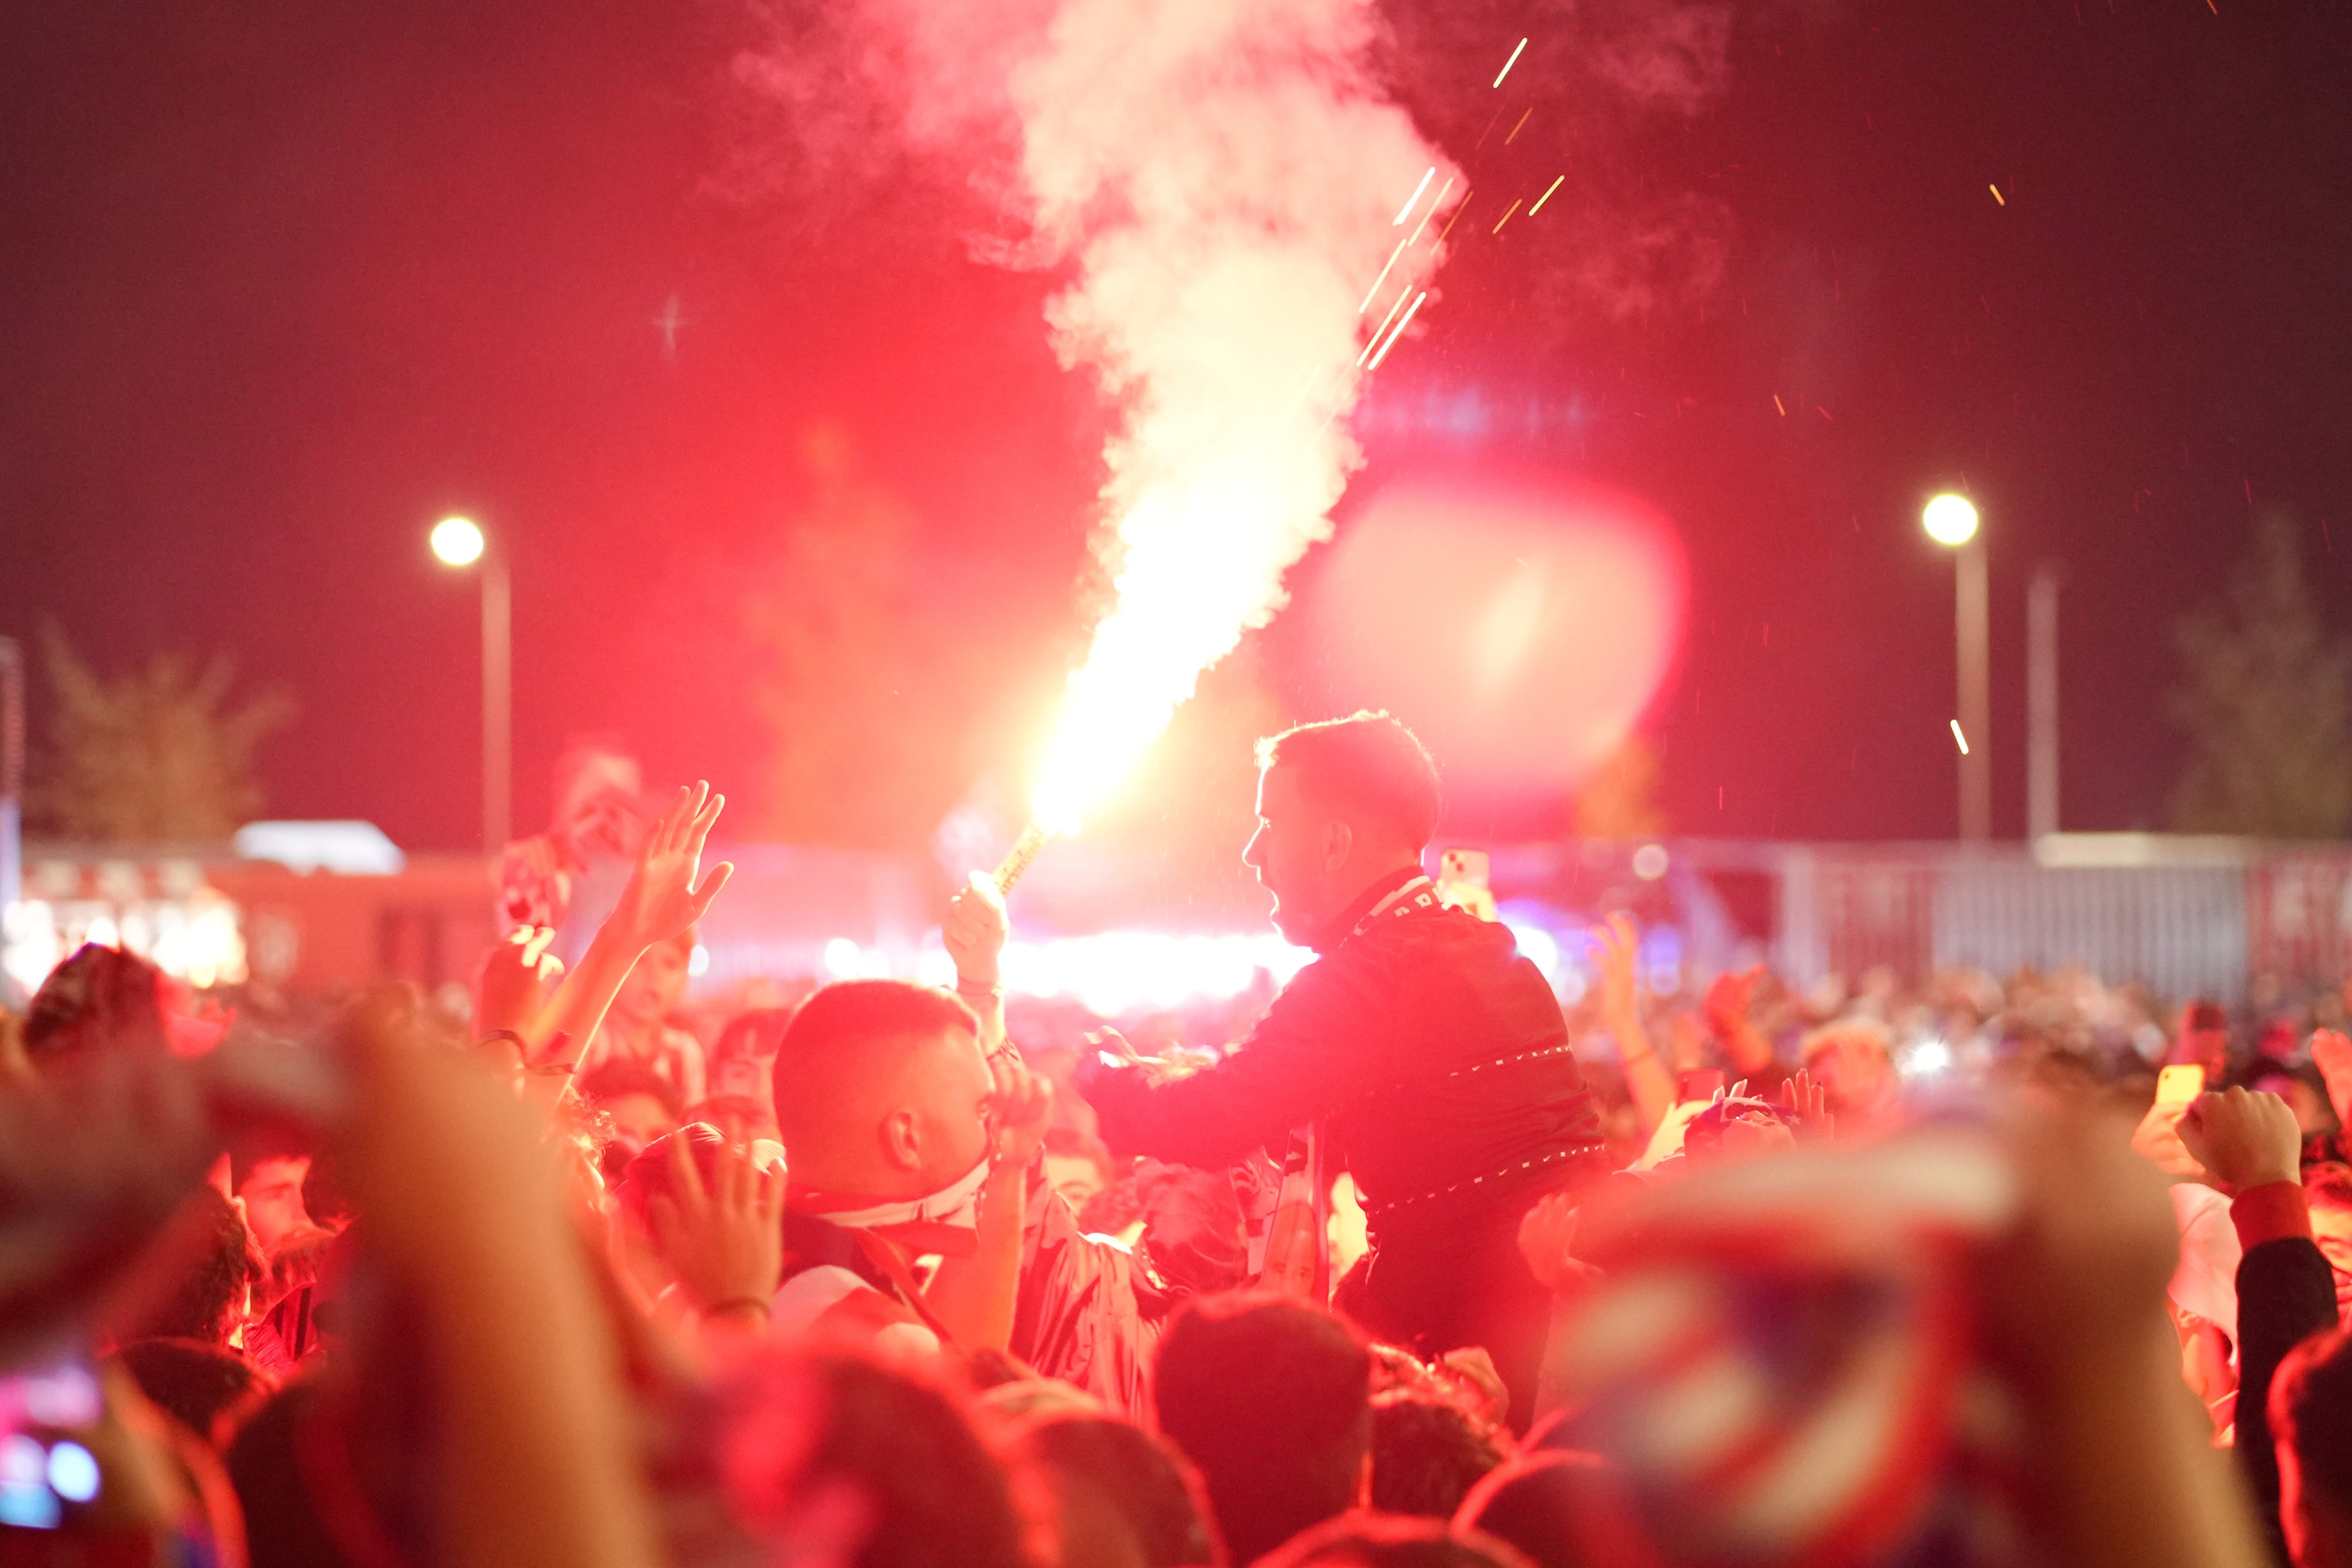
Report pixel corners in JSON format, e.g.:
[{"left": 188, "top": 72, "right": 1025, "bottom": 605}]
[{"left": 1083, "top": 869, "right": 1604, "bottom": 1420}]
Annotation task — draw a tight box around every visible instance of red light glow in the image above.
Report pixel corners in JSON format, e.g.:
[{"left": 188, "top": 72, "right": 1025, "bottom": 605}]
[{"left": 1314, "top": 477, "right": 1686, "bottom": 790}]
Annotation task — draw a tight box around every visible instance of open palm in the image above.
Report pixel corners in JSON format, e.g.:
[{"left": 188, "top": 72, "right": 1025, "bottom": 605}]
[{"left": 611, "top": 781, "right": 734, "bottom": 949}]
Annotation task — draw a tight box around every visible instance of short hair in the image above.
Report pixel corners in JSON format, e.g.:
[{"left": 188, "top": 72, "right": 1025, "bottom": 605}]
[
  {"left": 1022, "top": 1414, "right": 1225, "bottom": 1568},
  {"left": 1251, "top": 1510, "right": 1536, "bottom": 1568},
  {"left": 2274, "top": 1326, "right": 2352, "bottom": 1524},
  {"left": 714, "top": 1347, "right": 1029, "bottom": 1568},
  {"left": 2308, "top": 1162, "right": 2352, "bottom": 1211},
  {"left": 1453, "top": 1452, "right": 1620, "bottom": 1568},
  {"left": 576, "top": 1058, "right": 685, "bottom": 1122},
  {"left": 1369, "top": 1390, "right": 1507, "bottom": 1518},
  {"left": 1153, "top": 1292, "right": 1372, "bottom": 1566},
  {"left": 770, "top": 981, "right": 977, "bottom": 1137},
  {"left": 114, "top": 1337, "right": 274, "bottom": 1448},
  {"left": 24, "top": 943, "right": 171, "bottom": 1061},
  {"left": 1257, "top": 712, "right": 1443, "bottom": 851},
  {"left": 117, "top": 1187, "right": 259, "bottom": 1345}
]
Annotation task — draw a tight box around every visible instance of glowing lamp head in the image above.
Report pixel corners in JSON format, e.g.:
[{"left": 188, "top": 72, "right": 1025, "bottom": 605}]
[
  {"left": 1922, "top": 494, "right": 1979, "bottom": 548},
  {"left": 431, "top": 516, "right": 485, "bottom": 567}
]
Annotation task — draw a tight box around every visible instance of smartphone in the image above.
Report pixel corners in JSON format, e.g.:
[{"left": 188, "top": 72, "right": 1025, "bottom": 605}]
[
  {"left": 0, "top": 1355, "right": 104, "bottom": 1530},
  {"left": 2156, "top": 1064, "right": 2206, "bottom": 1106},
  {"left": 1436, "top": 848, "right": 1499, "bottom": 923},
  {"left": 1677, "top": 1069, "right": 1727, "bottom": 1104}
]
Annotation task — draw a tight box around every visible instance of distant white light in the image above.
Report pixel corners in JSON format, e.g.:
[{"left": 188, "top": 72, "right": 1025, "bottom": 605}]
[
  {"left": 235, "top": 821, "right": 405, "bottom": 876},
  {"left": 1506, "top": 922, "right": 1559, "bottom": 978},
  {"left": 46, "top": 1442, "right": 98, "bottom": 1504},
  {"left": 823, "top": 938, "right": 861, "bottom": 979},
  {"left": 687, "top": 943, "right": 710, "bottom": 978},
  {"left": 1922, "top": 494, "right": 1979, "bottom": 548},
  {"left": 430, "top": 516, "right": 485, "bottom": 567},
  {"left": 1908, "top": 1039, "right": 1953, "bottom": 1075},
  {"left": 1631, "top": 843, "right": 1670, "bottom": 881}
]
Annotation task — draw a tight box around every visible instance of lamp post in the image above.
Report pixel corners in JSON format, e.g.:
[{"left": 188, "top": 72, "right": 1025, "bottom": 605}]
[
  {"left": 1923, "top": 494, "right": 1989, "bottom": 842},
  {"left": 430, "top": 517, "right": 511, "bottom": 853}
]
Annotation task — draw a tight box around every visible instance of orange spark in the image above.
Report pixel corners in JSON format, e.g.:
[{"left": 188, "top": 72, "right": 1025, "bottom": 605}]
[
  {"left": 1990, "top": 184, "right": 2005, "bottom": 205},
  {"left": 1504, "top": 108, "right": 1533, "bottom": 145},
  {"left": 1491, "top": 198, "right": 1523, "bottom": 234},
  {"left": 1772, "top": 394, "right": 1787, "bottom": 416},
  {"left": 1529, "top": 174, "right": 1565, "bottom": 214}
]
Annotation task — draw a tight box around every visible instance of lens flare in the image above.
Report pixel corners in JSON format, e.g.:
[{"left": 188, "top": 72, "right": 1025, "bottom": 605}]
[
  {"left": 430, "top": 516, "right": 484, "bottom": 566},
  {"left": 1922, "top": 494, "right": 1979, "bottom": 547}
]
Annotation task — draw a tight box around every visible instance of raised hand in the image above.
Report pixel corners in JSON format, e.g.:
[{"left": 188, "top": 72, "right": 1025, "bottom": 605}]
[
  {"left": 474, "top": 926, "right": 564, "bottom": 1050},
  {"left": 1591, "top": 912, "right": 1640, "bottom": 1020},
  {"left": 987, "top": 1049, "right": 1054, "bottom": 1169},
  {"left": 647, "top": 1137, "right": 786, "bottom": 1320},
  {"left": 945, "top": 871, "right": 1008, "bottom": 989},
  {"left": 1516, "top": 1190, "right": 1602, "bottom": 1295},
  {"left": 608, "top": 782, "right": 734, "bottom": 953},
  {"left": 1781, "top": 1066, "right": 1833, "bottom": 1136},
  {"left": 2177, "top": 1086, "right": 2303, "bottom": 1195}
]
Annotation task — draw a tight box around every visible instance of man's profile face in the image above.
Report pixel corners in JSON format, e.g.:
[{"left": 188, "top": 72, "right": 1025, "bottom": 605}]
[
  {"left": 236, "top": 1156, "right": 313, "bottom": 1254},
  {"left": 903, "top": 1025, "right": 996, "bottom": 1188},
  {"left": 1243, "top": 765, "right": 1336, "bottom": 945},
  {"left": 2310, "top": 1199, "right": 2352, "bottom": 1314}
]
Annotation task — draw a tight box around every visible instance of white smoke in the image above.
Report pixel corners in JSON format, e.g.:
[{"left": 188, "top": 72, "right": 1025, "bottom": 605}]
[{"left": 737, "top": 0, "right": 1459, "bottom": 830}]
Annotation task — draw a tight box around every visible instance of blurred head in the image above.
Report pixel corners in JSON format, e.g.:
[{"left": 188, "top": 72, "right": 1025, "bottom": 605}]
[
  {"left": 1152, "top": 1292, "right": 1373, "bottom": 1566},
  {"left": 2306, "top": 1165, "right": 2352, "bottom": 1316},
  {"left": 23, "top": 943, "right": 176, "bottom": 1063},
  {"left": 1020, "top": 1414, "right": 1225, "bottom": 1568},
  {"left": 116, "top": 1187, "right": 258, "bottom": 1346},
  {"left": 613, "top": 931, "right": 694, "bottom": 1031},
  {"left": 1454, "top": 1452, "right": 1626, "bottom": 1568},
  {"left": 1800, "top": 1021, "right": 1897, "bottom": 1120},
  {"left": 1251, "top": 1511, "right": 1536, "bottom": 1568},
  {"left": 714, "top": 1347, "right": 1030, "bottom": 1568},
  {"left": 2174, "top": 1000, "right": 2233, "bottom": 1078},
  {"left": 1368, "top": 1390, "right": 1506, "bottom": 1519},
  {"left": 578, "top": 1057, "right": 684, "bottom": 1168},
  {"left": 771, "top": 980, "right": 989, "bottom": 1200},
  {"left": 1044, "top": 1127, "right": 1117, "bottom": 1213},
  {"left": 113, "top": 1337, "right": 275, "bottom": 1449},
  {"left": 2273, "top": 1325, "right": 2352, "bottom": 1568},
  {"left": 1245, "top": 713, "right": 1441, "bottom": 948},
  {"left": 2252, "top": 1064, "right": 2338, "bottom": 1138}
]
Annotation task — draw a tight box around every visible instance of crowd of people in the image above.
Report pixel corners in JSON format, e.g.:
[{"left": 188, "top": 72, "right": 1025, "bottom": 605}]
[{"left": 4, "top": 714, "right": 2352, "bottom": 1568}]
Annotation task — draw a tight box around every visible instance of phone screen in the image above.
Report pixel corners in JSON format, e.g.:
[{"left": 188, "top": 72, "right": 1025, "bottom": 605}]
[
  {"left": 2156, "top": 1064, "right": 2206, "bottom": 1106},
  {"left": 0, "top": 1356, "right": 103, "bottom": 1530}
]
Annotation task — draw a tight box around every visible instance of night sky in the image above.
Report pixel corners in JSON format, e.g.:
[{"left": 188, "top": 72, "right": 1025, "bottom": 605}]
[{"left": 5, "top": 0, "right": 2349, "bottom": 855}]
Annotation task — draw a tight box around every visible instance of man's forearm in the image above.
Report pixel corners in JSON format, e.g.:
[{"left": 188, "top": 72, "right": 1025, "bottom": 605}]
[{"left": 924, "top": 1162, "right": 1026, "bottom": 1350}]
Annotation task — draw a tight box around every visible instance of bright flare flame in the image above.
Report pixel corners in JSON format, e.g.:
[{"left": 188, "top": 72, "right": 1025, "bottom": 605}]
[{"left": 1013, "top": 0, "right": 1460, "bottom": 835}]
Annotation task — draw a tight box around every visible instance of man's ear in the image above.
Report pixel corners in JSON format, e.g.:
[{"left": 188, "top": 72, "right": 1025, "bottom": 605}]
[
  {"left": 1321, "top": 817, "right": 1355, "bottom": 873},
  {"left": 881, "top": 1107, "right": 923, "bottom": 1172}
]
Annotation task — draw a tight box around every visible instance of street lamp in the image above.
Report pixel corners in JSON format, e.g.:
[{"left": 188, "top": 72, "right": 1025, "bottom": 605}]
[
  {"left": 430, "top": 516, "right": 510, "bottom": 854},
  {"left": 1923, "top": 493, "right": 1989, "bottom": 842}
]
